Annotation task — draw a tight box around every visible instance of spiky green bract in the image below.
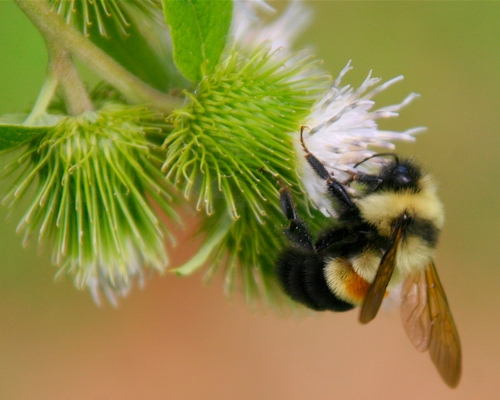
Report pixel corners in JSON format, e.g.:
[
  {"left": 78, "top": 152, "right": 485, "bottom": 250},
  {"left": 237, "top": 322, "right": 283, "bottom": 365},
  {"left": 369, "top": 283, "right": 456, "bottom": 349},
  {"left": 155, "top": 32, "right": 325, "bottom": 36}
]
[
  {"left": 2, "top": 104, "right": 178, "bottom": 305},
  {"left": 163, "top": 45, "right": 330, "bottom": 310},
  {"left": 48, "top": 0, "right": 160, "bottom": 37}
]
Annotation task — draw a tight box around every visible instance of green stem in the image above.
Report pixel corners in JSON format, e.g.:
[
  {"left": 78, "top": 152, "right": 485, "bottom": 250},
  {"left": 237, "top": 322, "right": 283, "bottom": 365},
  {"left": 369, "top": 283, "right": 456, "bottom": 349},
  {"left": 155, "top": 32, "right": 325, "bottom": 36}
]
[
  {"left": 24, "top": 74, "right": 58, "bottom": 126},
  {"left": 14, "top": 0, "right": 182, "bottom": 113},
  {"left": 48, "top": 43, "right": 94, "bottom": 116}
]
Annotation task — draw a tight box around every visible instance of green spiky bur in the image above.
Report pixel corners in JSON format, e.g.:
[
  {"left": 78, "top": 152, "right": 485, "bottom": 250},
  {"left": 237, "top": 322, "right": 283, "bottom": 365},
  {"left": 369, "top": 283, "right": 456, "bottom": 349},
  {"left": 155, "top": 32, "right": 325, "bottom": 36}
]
[
  {"left": 163, "top": 45, "right": 331, "bottom": 308},
  {"left": 2, "top": 104, "right": 179, "bottom": 302}
]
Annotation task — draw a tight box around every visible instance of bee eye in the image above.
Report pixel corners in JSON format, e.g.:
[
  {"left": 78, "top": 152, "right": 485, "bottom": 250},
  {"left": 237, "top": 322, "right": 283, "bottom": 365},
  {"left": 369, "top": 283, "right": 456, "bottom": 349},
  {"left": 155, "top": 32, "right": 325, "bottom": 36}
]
[
  {"left": 394, "top": 165, "right": 411, "bottom": 185},
  {"left": 395, "top": 165, "right": 408, "bottom": 175}
]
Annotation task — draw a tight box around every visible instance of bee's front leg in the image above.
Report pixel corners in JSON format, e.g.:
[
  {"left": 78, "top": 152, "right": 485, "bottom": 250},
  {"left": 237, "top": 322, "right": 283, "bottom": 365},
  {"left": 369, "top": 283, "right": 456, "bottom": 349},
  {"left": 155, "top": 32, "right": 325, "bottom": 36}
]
[{"left": 278, "top": 184, "right": 313, "bottom": 251}]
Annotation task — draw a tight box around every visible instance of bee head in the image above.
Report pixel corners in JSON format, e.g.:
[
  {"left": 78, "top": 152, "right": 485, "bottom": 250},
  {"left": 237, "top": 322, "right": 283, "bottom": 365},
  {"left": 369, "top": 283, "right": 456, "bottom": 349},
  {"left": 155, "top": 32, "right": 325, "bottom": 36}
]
[
  {"left": 377, "top": 158, "right": 422, "bottom": 192},
  {"left": 353, "top": 154, "right": 423, "bottom": 193}
]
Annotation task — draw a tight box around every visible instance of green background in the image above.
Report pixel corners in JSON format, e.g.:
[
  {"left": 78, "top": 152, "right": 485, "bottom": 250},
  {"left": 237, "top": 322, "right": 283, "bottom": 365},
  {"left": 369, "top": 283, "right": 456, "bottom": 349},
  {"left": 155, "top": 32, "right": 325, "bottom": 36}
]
[{"left": 0, "top": 1, "right": 499, "bottom": 398}]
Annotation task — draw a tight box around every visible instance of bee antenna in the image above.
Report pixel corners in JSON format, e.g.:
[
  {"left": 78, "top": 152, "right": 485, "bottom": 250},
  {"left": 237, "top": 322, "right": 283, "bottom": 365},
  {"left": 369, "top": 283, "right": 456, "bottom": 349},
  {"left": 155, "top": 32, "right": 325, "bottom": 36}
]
[{"left": 353, "top": 153, "right": 399, "bottom": 168}]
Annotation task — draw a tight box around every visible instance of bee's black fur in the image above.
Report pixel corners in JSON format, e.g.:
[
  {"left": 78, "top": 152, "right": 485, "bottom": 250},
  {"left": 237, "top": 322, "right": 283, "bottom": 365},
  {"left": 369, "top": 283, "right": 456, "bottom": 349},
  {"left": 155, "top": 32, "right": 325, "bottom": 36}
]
[
  {"left": 276, "top": 184, "right": 380, "bottom": 312},
  {"left": 357, "top": 158, "right": 423, "bottom": 194},
  {"left": 276, "top": 247, "right": 354, "bottom": 312}
]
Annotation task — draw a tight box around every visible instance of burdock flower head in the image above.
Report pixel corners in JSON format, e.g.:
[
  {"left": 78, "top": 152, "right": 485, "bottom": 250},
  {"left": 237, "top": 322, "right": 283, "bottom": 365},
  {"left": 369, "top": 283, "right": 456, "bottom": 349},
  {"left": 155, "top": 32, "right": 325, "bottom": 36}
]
[
  {"left": 299, "top": 61, "right": 426, "bottom": 216},
  {"left": 2, "top": 105, "right": 178, "bottom": 305},
  {"left": 163, "top": 43, "right": 329, "bottom": 307},
  {"left": 162, "top": 1, "right": 330, "bottom": 308},
  {"left": 232, "top": 0, "right": 312, "bottom": 53}
]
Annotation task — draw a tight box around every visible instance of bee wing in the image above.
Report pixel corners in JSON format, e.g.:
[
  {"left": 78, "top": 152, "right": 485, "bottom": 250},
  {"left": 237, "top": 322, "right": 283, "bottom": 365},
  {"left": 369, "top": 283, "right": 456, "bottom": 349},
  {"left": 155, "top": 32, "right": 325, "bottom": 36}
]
[
  {"left": 401, "top": 269, "right": 431, "bottom": 351},
  {"left": 359, "top": 216, "right": 407, "bottom": 324},
  {"left": 401, "top": 262, "right": 462, "bottom": 388}
]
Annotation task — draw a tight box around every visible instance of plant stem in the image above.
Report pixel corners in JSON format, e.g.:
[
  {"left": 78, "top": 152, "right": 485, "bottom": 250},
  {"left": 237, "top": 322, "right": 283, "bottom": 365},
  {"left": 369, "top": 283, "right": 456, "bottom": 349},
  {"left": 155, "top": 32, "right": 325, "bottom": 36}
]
[
  {"left": 24, "top": 75, "right": 58, "bottom": 126},
  {"left": 48, "top": 43, "right": 94, "bottom": 116},
  {"left": 14, "top": 0, "right": 183, "bottom": 113}
]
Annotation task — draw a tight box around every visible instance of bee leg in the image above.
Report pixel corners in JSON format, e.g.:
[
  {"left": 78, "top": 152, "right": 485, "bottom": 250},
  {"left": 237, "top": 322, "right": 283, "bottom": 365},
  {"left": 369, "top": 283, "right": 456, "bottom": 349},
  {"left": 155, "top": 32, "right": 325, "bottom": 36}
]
[
  {"left": 351, "top": 172, "right": 383, "bottom": 191},
  {"left": 278, "top": 184, "right": 313, "bottom": 250},
  {"left": 276, "top": 184, "right": 323, "bottom": 309},
  {"left": 274, "top": 165, "right": 355, "bottom": 312},
  {"left": 314, "top": 226, "right": 351, "bottom": 252},
  {"left": 300, "top": 127, "right": 359, "bottom": 218}
]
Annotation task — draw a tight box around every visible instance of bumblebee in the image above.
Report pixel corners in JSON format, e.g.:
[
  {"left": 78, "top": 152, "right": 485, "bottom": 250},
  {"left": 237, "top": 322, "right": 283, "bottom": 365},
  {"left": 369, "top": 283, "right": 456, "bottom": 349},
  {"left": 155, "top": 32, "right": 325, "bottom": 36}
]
[{"left": 276, "top": 127, "right": 461, "bottom": 387}]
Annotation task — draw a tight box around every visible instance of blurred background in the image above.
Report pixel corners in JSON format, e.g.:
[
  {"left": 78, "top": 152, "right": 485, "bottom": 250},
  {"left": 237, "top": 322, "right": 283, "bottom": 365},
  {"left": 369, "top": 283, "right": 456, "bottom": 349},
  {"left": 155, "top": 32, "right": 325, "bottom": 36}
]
[{"left": 1, "top": 1, "right": 499, "bottom": 399}]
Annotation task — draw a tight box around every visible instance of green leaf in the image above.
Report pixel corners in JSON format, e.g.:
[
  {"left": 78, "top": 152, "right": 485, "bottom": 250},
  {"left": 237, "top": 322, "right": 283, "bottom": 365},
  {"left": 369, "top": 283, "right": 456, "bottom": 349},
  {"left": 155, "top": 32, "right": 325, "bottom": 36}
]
[
  {"left": 0, "top": 112, "right": 66, "bottom": 151},
  {"left": 163, "top": 0, "right": 233, "bottom": 82},
  {"left": 0, "top": 118, "right": 52, "bottom": 151}
]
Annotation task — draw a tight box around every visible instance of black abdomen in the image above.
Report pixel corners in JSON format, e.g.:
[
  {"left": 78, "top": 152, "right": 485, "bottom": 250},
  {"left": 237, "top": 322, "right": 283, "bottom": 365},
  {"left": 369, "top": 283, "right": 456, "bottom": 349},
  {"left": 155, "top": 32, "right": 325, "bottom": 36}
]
[{"left": 276, "top": 247, "right": 354, "bottom": 312}]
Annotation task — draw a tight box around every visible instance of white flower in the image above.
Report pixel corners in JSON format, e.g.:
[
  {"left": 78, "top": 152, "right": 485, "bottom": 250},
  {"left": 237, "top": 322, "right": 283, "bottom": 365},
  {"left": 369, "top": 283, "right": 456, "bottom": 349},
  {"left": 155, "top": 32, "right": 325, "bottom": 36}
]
[
  {"left": 298, "top": 61, "right": 426, "bottom": 216},
  {"left": 231, "top": 0, "right": 312, "bottom": 52}
]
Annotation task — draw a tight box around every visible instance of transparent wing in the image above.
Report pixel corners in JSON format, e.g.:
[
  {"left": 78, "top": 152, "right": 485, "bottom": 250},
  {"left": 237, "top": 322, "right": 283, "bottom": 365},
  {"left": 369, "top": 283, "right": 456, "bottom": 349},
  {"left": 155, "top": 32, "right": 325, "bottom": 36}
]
[
  {"left": 359, "top": 215, "right": 407, "bottom": 324},
  {"left": 401, "top": 270, "right": 431, "bottom": 351},
  {"left": 401, "top": 263, "right": 462, "bottom": 388}
]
